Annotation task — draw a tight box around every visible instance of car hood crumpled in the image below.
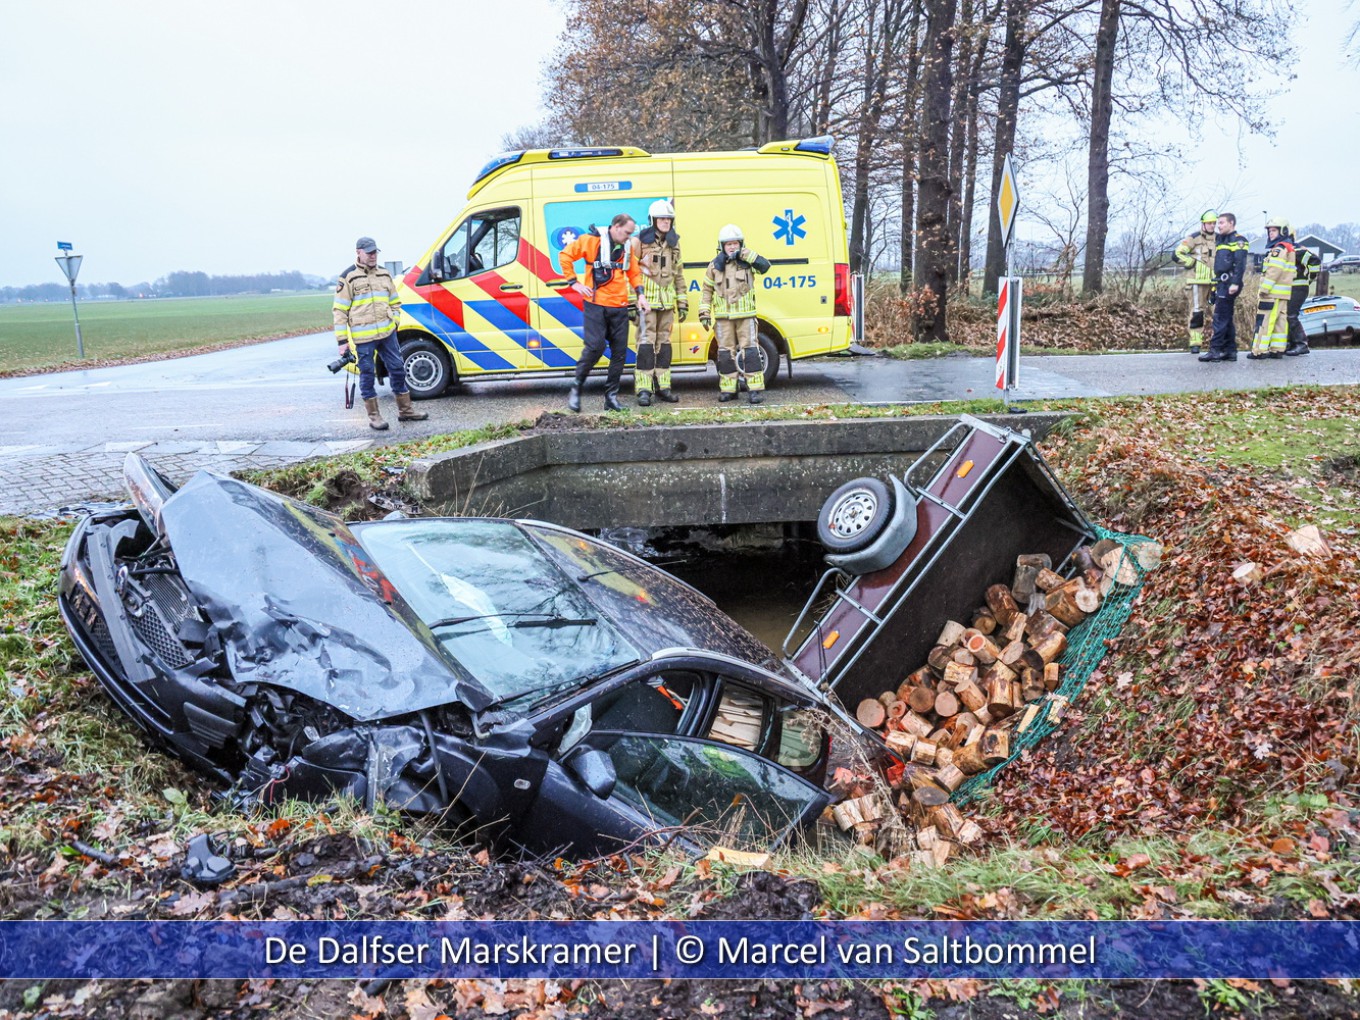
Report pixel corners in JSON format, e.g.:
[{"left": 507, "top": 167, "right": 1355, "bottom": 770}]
[{"left": 161, "top": 472, "right": 488, "bottom": 721}]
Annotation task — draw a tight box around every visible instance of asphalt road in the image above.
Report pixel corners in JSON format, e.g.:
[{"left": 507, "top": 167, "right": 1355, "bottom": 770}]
[{"left": 3, "top": 332, "right": 1359, "bottom": 514}]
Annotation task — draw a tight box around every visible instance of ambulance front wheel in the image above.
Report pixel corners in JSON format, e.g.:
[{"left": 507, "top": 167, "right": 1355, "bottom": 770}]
[{"left": 400, "top": 337, "right": 455, "bottom": 400}]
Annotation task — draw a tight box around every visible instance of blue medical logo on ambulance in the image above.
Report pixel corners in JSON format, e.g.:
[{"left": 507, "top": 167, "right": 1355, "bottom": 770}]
[
  {"left": 773, "top": 209, "right": 807, "bottom": 246},
  {"left": 552, "top": 226, "right": 586, "bottom": 249}
]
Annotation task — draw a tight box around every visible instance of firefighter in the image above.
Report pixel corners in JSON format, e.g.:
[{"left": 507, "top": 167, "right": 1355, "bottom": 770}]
[
  {"left": 558, "top": 214, "right": 647, "bottom": 413},
  {"left": 333, "top": 237, "right": 427, "bottom": 430},
  {"left": 699, "top": 224, "right": 771, "bottom": 403},
  {"left": 635, "top": 199, "right": 687, "bottom": 405},
  {"left": 1173, "top": 210, "right": 1218, "bottom": 353},
  {"left": 1285, "top": 226, "right": 1320, "bottom": 356},
  {"left": 1248, "top": 215, "right": 1295, "bottom": 360},
  {"left": 1198, "top": 212, "right": 1250, "bottom": 362}
]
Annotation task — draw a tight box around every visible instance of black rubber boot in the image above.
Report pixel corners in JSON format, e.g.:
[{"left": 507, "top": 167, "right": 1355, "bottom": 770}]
[
  {"left": 658, "top": 389, "right": 680, "bottom": 403},
  {"left": 637, "top": 389, "right": 652, "bottom": 407},
  {"left": 748, "top": 390, "right": 764, "bottom": 405},
  {"left": 719, "top": 392, "right": 736, "bottom": 403},
  {"left": 1285, "top": 342, "right": 1310, "bottom": 356},
  {"left": 567, "top": 386, "right": 581, "bottom": 413},
  {"left": 604, "top": 388, "right": 624, "bottom": 412}
]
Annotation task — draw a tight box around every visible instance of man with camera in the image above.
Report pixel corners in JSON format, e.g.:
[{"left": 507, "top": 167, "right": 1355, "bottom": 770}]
[
  {"left": 332, "top": 236, "right": 427, "bottom": 429},
  {"left": 557, "top": 214, "right": 648, "bottom": 413}
]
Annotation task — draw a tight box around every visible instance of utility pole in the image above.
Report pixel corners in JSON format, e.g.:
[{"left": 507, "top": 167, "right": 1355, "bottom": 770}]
[{"left": 54, "top": 242, "right": 85, "bottom": 359}]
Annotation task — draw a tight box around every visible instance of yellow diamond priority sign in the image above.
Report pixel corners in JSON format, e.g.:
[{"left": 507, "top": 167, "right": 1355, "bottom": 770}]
[{"left": 997, "top": 153, "right": 1020, "bottom": 247}]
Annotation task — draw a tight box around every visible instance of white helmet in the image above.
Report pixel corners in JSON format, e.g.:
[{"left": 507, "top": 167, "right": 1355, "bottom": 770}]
[
  {"left": 718, "top": 223, "right": 744, "bottom": 244},
  {"left": 649, "top": 199, "right": 676, "bottom": 220}
]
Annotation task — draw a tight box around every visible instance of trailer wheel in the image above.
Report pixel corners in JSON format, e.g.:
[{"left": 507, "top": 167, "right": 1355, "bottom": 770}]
[
  {"left": 817, "top": 477, "right": 894, "bottom": 553},
  {"left": 400, "top": 337, "right": 455, "bottom": 399}
]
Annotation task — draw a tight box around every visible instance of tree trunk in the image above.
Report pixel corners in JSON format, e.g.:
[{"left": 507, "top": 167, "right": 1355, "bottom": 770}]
[
  {"left": 914, "top": 0, "right": 959, "bottom": 342},
  {"left": 1081, "top": 0, "right": 1120, "bottom": 295},
  {"left": 944, "top": 0, "right": 974, "bottom": 285},
  {"left": 957, "top": 81, "right": 982, "bottom": 289},
  {"left": 899, "top": 7, "right": 923, "bottom": 294},
  {"left": 982, "top": 1, "right": 1025, "bottom": 295}
]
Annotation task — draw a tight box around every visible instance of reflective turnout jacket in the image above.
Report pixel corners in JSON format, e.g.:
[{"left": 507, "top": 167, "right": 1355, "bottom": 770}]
[
  {"left": 637, "top": 226, "right": 686, "bottom": 309},
  {"left": 700, "top": 248, "right": 771, "bottom": 319},
  {"left": 1173, "top": 231, "right": 1215, "bottom": 285},
  {"left": 333, "top": 263, "right": 401, "bottom": 344},
  {"left": 1258, "top": 241, "right": 1295, "bottom": 301},
  {"left": 1293, "top": 244, "right": 1321, "bottom": 289}
]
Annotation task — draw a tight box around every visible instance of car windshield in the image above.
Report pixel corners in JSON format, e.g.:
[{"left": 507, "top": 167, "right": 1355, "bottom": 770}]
[{"left": 353, "top": 519, "right": 640, "bottom": 701}]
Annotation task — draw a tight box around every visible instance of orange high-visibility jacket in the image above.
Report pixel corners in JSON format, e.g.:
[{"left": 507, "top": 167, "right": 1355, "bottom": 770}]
[{"left": 558, "top": 232, "right": 642, "bottom": 308}]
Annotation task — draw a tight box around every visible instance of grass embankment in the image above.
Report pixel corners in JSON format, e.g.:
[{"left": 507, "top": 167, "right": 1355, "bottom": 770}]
[
  {"left": 2, "top": 389, "right": 1359, "bottom": 1017},
  {"left": 0, "top": 293, "right": 332, "bottom": 375}
]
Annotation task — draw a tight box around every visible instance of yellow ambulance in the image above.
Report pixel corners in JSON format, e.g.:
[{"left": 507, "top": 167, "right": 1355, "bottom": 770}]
[{"left": 391, "top": 137, "right": 853, "bottom": 398}]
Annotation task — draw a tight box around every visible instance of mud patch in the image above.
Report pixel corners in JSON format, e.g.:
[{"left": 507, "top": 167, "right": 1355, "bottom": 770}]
[
  {"left": 694, "top": 870, "right": 823, "bottom": 920},
  {"left": 1321, "top": 452, "right": 1360, "bottom": 487}
]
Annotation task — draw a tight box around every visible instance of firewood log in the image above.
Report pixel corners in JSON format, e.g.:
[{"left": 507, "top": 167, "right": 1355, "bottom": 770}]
[
  {"left": 1016, "top": 703, "right": 1041, "bottom": 734},
  {"left": 956, "top": 680, "right": 987, "bottom": 714},
  {"left": 953, "top": 742, "right": 989, "bottom": 775},
  {"left": 1033, "top": 630, "right": 1068, "bottom": 665},
  {"left": 1020, "top": 649, "right": 1046, "bottom": 675},
  {"left": 971, "top": 609, "right": 997, "bottom": 635},
  {"left": 901, "top": 711, "right": 934, "bottom": 738},
  {"left": 927, "top": 644, "right": 953, "bottom": 674},
  {"left": 1131, "top": 541, "right": 1164, "bottom": 571},
  {"left": 884, "top": 731, "right": 917, "bottom": 756},
  {"left": 1091, "top": 538, "right": 1119, "bottom": 561},
  {"left": 1035, "top": 567, "right": 1067, "bottom": 592},
  {"left": 1043, "top": 662, "right": 1061, "bottom": 691},
  {"left": 934, "top": 763, "right": 967, "bottom": 792},
  {"left": 933, "top": 690, "right": 960, "bottom": 718},
  {"left": 887, "top": 700, "right": 908, "bottom": 721},
  {"left": 980, "top": 730, "right": 1009, "bottom": 766},
  {"left": 907, "top": 686, "right": 938, "bottom": 714},
  {"left": 1047, "top": 694, "right": 1070, "bottom": 721},
  {"left": 1045, "top": 588, "right": 1087, "bottom": 628},
  {"left": 1025, "top": 609, "right": 1068, "bottom": 641},
  {"left": 1005, "top": 612, "right": 1028, "bottom": 644},
  {"left": 981, "top": 661, "right": 1017, "bottom": 686},
  {"left": 974, "top": 706, "right": 993, "bottom": 726},
  {"left": 956, "top": 819, "right": 984, "bottom": 845},
  {"left": 910, "top": 740, "right": 938, "bottom": 766},
  {"left": 878, "top": 691, "right": 899, "bottom": 709},
  {"left": 936, "top": 620, "right": 967, "bottom": 648},
  {"left": 1009, "top": 679, "right": 1024, "bottom": 709},
  {"left": 1013, "top": 553, "right": 1050, "bottom": 600},
  {"left": 985, "top": 677, "right": 1015, "bottom": 719},
  {"left": 856, "top": 699, "right": 887, "bottom": 729},
  {"left": 984, "top": 584, "right": 1020, "bottom": 625},
  {"left": 916, "top": 825, "right": 939, "bottom": 851},
  {"left": 965, "top": 631, "right": 1001, "bottom": 665},
  {"left": 943, "top": 661, "right": 979, "bottom": 688},
  {"left": 911, "top": 783, "right": 948, "bottom": 807},
  {"left": 1098, "top": 546, "right": 1138, "bottom": 585},
  {"left": 935, "top": 745, "right": 954, "bottom": 768},
  {"left": 999, "top": 639, "right": 1027, "bottom": 667},
  {"left": 928, "top": 803, "right": 966, "bottom": 838},
  {"left": 1021, "top": 677, "right": 1046, "bottom": 703},
  {"left": 1072, "top": 546, "right": 1098, "bottom": 574},
  {"left": 932, "top": 840, "right": 954, "bottom": 866},
  {"left": 951, "top": 647, "right": 977, "bottom": 667}
]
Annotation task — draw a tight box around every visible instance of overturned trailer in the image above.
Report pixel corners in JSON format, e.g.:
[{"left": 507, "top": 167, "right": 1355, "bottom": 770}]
[{"left": 58, "top": 416, "right": 1112, "bottom": 858}]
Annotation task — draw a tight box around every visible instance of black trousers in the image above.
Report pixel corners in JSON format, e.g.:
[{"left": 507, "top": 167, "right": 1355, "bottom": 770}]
[
  {"left": 1208, "top": 283, "right": 1239, "bottom": 354},
  {"left": 575, "top": 303, "right": 630, "bottom": 393},
  {"left": 1286, "top": 285, "right": 1309, "bottom": 348}
]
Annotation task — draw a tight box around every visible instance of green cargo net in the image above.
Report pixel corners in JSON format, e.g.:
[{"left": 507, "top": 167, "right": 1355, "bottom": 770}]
[{"left": 953, "top": 526, "right": 1153, "bottom": 803}]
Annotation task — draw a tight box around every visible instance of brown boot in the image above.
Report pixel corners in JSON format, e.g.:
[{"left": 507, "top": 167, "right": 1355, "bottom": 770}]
[
  {"left": 395, "top": 391, "right": 428, "bottom": 422},
  {"left": 363, "top": 397, "right": 389, "bottom": 430}
]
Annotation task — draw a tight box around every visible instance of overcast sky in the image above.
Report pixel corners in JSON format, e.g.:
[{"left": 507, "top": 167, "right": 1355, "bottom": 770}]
[{"left": 2, "top": 0, "right": 1357, "bottom": 289}]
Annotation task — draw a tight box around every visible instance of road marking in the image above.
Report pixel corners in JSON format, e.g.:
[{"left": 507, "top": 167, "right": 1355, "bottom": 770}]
[{"left": 142, "top": 423, "right": 228, "bottom": 430}]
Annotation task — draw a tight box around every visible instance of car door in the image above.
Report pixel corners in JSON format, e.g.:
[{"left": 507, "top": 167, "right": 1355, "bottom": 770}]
[{"left": 409, "top": 205, "right": 540, "bottom": 372}]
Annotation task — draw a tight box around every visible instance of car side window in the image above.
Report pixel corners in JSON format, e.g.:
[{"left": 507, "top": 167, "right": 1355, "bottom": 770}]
[
  {"left": 439, "top": 207, "right": 520, "bottom": 280},
  {"left": 593, "top": 732, "right": 825, "bottom": 847}
]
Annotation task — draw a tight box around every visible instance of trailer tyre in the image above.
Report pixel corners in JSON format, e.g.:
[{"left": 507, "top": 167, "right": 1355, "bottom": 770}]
[
  {"left": 817, "top": 477, "right": 894, "bottom": 553},
  {"left": 400, "top": 337, "right": 454, "bottom": 400}
]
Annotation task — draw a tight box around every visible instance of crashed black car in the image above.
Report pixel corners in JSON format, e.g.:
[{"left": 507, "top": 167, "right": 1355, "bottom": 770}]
[{"left": 59, "top": 456, "right": 834, "bottom": 857}]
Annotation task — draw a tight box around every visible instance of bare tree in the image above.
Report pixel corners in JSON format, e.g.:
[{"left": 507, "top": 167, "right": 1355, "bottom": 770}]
[{"left": 914, "top": 0, "right": 960, "bottom": 342}]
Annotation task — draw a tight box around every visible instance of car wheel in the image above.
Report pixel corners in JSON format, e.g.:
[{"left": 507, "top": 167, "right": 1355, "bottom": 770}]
[
  {"left": 757, "top": 331, "right": 783, "bottom": 388},
  {"left": 1344, "top": 326, "right": 1357, "bottom": 343},
  {"left": 400, "top": 337, "right": 455, "bottom": 399},
  {"left": 817, "top": 477, "right": 894, "bottom": 553}
]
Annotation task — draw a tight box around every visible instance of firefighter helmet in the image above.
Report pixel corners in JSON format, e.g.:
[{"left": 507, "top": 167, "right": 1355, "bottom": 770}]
[
  {"left": 717, "top": 223, "right": 744, "bottom": 244},
  {"left": 649, "top": 199, "right": 676, "bottom": 221},
  {"left": 1265, "top": 214, "right": 1291, "bottom": 236},
  {"left": 1200, "top": 209, "right": 1217, "bottom": 224}
]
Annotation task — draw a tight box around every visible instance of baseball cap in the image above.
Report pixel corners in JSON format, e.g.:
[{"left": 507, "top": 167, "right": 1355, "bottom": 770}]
[{"left": 355, "top": 236, "right": 379, "bottom": 253}]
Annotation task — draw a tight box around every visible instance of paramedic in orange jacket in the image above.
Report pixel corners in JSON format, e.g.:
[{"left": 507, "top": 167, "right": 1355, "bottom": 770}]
[{"left": 558, "top": 213, "right": 649, "bottom": 412}]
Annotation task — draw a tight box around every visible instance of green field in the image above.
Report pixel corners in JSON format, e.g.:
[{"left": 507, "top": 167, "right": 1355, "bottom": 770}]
[{"left": 0, "top": 292, "right": 333, "bottom": 373}]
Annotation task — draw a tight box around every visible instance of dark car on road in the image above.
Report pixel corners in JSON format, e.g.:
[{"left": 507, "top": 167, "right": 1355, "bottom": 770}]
[{"left": 59, "top": 456, "right": 835, "bottom": 857}]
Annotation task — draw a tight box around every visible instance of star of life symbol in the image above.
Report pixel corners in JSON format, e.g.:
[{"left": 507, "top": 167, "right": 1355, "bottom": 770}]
[{"left": 773, "top": 209, "right": 807, "bottom": 246}]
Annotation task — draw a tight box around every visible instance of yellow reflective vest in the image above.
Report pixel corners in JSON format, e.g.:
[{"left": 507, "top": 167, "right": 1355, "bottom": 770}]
[{"left": 333, "top": 263, "right": 401, "bottom": 344}]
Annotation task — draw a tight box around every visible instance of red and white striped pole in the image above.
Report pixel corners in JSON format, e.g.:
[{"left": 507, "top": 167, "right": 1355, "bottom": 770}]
[{"left": 995, "top": 276, "right": 1021, "bottom": 404}]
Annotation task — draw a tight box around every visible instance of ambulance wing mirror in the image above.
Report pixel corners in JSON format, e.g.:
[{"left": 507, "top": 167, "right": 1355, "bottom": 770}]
[{"left": 429, "top": 250, "right": 448, "bottom": 283}]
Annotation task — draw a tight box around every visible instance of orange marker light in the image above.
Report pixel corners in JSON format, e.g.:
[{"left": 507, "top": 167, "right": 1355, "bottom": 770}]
[
  {"left": 528, "top": 339, "right": 541, "bottom": 349},
  {"left": 822, "top": 630, "right": 840, "bottom": 649},
  {"left": 956, "top": 459, "right": 974, "bottom": 478}
]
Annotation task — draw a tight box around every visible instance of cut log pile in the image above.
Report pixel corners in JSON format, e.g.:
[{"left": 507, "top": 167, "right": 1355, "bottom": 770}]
[{"left": 831, "top": 539, "right": 1149, "bottom": 867}]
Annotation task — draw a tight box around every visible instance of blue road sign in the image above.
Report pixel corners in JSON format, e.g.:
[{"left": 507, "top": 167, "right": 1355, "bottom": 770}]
[{"left": 57, "top": 242, "right": 73, "bottom": 251}]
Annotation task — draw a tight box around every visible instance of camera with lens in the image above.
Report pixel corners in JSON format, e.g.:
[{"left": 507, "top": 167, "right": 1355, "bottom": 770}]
[{"left": 327, "top": 350, "right": 356, "bottom": 374}]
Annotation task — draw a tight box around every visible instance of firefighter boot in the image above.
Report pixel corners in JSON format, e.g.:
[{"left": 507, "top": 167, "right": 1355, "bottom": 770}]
[
  {"left": 658, "top": 388, "right": 680, "bottom": 403},
  {"left": 395, "top": 391, "right": 428, "bottom": 422},
  {"left": 637, "top": 388, "right": 652, "bottom": 407},
  {"left": 748, "top": 390, "right": 764, "bottom": 405},
  {"left": 1285, "top": 340, "right": 1310, "bottom": 356},
  {"left": 363, "top": 397, "right": 389, "bottom": 431}
]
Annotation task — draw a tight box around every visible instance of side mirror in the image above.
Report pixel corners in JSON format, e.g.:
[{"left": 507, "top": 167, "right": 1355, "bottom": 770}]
[
  {"left": 430, "top": 250, "right": 448, "bottom": 282},
  {"left": 563, "top": 745, "right": 616, "bottom": 799}
]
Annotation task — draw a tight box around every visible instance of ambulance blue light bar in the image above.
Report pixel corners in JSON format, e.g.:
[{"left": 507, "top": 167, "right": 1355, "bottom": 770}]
[
  {"left": 473, "top": 151, "right": 525, "bottom": 184},
  {"left": 548, "top": 147, "right": 625, "bottom": 160},
  {"left": 795, "top": 136, "right": 834, "bottom": 154}
]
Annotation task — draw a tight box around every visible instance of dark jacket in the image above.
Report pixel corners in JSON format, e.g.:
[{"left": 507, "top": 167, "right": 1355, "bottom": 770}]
[{"left": 1213, "top": 231, "right": 1250, "bottom": 289}]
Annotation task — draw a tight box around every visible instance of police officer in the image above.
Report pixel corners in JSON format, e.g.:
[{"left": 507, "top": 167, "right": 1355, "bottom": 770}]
[
  {"left": 1173, "top": 210, "right": 1218, "bottom": 354},
  {"left": 1285, "top": 226, "right": 1320, "bottom": 356},
  {"left": 635, "top": 200, "right": 687, "bottom": 405},
  {"left": 1198, "top": 213, "right": 1250, "bottom": 363},
  {"left": 700, "top": 225, "right": 771, "bottom": 404},
  {"left": 559, "top": 214, "right": 647, "bottom": 412},
  {"left": 1249, "top": 216, "right": 1295, "bottom": 360},
  {"left": 333, "top": 237, "right": 427, "bottom": 429}
]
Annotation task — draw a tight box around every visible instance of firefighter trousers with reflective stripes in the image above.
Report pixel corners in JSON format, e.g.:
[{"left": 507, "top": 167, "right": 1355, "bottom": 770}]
[
  {"left": 634, "top": 308, "right": 676, "bottom": 392},
  {"left": 574, "top": 302, "right": 630, "bottom": 394},
  {"left": 355, "top": 330, "right": 407, "bottom": 400},
  {"left": 715, "top": 317, "right": 763, "bottom": 393},
  {"left": 1287, "top": 286, "right": 1309, "bottom": 349},
  {"left": 1208, "top": 285, "right": 1239, "bottom": 355},
  {"left": 1185, "top": 283, "right": 1213, "bottom": 349},
  {"left": 1253, "top": 298, "right": 1288, "bottom": 355}
]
